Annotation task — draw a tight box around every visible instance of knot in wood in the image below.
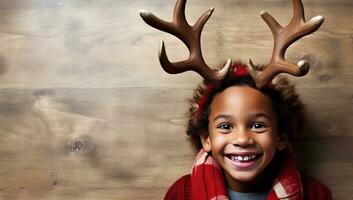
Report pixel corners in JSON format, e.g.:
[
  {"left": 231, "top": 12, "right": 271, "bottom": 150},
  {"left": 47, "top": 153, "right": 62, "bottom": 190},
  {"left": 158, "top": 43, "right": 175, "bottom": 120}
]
[{"left": 71, "top": 138, "right": 85, "bottom": 152}]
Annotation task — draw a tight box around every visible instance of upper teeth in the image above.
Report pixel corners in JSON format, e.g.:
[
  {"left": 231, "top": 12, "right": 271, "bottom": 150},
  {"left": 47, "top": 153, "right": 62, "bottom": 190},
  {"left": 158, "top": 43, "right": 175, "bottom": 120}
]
[{"left": 231, "top": 155, "right": 256, "bottom": 161}]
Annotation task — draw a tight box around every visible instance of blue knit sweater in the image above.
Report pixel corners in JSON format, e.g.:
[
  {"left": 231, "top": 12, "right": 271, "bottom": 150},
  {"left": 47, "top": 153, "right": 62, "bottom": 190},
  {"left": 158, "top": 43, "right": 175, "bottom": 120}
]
[{"left": 228, "top": 189, "right": 267, "bottom": 200}]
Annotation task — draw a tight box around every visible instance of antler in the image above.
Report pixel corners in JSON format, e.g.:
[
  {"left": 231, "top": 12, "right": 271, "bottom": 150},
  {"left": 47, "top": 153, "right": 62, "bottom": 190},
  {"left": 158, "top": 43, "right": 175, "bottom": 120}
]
[
  {"left": 139, "top": 0, "right": 231, "bottom": 86},
  {"left": 249, "top": 0, "right": 324, "bottom": 88}
]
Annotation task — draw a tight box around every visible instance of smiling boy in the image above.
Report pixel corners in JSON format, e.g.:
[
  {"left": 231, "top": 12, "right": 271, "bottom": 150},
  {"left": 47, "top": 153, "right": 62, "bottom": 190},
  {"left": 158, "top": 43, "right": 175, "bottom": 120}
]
[{"left": 140, "top": 0, "right": 332, "bottom": 199}]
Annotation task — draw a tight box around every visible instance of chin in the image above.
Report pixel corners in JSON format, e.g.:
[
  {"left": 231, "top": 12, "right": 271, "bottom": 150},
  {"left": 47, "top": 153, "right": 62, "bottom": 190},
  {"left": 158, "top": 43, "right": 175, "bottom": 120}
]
[{"left": 227, "top": 170, "right": 259, "bottom": 182}]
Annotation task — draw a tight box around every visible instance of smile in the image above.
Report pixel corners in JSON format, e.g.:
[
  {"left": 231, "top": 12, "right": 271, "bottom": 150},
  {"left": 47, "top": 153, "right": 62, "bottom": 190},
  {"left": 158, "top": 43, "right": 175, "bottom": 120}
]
[
  {"left": 224, "top": 153, "right": 263, "bottom": 169},
  {"left": 229, "top": 155, "right": 258, "bottom": 162}
]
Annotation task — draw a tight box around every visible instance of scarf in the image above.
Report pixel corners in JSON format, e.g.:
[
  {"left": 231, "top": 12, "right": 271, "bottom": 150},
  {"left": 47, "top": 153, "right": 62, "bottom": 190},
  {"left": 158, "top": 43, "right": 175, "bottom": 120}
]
[{"left": 191, "top": 149, "right": 303, "bottom": 200}]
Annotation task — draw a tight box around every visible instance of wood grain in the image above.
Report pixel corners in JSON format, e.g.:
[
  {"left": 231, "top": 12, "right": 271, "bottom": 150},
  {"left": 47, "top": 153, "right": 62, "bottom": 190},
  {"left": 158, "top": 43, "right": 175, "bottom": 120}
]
[{"left": 0, "top": 0, "right": 352, "bottom": 199}]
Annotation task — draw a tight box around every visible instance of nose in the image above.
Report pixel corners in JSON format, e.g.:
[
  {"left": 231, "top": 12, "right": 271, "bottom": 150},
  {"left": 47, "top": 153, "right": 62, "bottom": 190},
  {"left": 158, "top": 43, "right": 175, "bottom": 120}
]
[{"left": 232, "top": 128, "right": 254, "bottom": 147}]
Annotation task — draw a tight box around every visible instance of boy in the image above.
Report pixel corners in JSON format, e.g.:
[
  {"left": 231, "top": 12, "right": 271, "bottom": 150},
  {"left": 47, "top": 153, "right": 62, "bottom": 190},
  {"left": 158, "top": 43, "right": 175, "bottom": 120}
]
[{"left": 140, "top": 0, "right": 332, "bottom": 199}]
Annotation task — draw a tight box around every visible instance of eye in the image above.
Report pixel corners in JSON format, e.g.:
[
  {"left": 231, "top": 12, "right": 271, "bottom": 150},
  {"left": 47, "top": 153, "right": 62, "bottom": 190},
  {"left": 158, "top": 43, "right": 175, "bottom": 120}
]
[
  {"left": 250, "top": 122, "right": 267, "bottom": 133},
  {"left": 217, "top": 123, "right": 233, "bottom": 131}
]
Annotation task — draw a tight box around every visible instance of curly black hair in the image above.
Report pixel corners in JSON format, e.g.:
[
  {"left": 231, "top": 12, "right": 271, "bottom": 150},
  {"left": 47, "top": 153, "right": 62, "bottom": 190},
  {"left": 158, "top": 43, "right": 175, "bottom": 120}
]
[{"left": 186, "top": 62, "right": 306, "bottom": 151}]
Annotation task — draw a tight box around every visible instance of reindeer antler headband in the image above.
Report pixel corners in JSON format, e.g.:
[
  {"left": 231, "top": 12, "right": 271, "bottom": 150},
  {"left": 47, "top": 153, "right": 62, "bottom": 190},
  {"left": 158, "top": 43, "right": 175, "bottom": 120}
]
[{"left": 139, "top": 0, "right": 324, "bottom": 88}]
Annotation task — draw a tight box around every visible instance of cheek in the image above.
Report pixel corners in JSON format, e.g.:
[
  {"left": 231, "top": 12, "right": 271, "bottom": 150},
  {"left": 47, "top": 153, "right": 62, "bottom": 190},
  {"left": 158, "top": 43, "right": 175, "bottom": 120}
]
[
  {"left": 256, "top": 134, "right": 278, "bottom": 153},
  {"left": 210, "top": 134, "right": 228, "bottom": 151}
]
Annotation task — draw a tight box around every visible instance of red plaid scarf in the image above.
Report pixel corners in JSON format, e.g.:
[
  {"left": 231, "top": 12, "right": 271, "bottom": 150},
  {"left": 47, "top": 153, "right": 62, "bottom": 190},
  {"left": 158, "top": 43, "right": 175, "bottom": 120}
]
[{"left": 191, "top": 149, "right": 303, "bottom": 200}]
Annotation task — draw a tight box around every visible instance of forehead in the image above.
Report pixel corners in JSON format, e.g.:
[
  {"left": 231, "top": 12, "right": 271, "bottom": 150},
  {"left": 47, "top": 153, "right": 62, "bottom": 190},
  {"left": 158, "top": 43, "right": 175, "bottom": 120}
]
[{"left": 210, "top": 86, "right": 275, "bottom": 117}]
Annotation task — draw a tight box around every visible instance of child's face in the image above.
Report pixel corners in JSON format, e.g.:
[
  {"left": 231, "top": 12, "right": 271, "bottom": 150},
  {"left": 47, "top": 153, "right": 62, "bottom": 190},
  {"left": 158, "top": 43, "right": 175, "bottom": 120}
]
[{"left": 201, "top": 85, "right": 286, "bottom": 190}]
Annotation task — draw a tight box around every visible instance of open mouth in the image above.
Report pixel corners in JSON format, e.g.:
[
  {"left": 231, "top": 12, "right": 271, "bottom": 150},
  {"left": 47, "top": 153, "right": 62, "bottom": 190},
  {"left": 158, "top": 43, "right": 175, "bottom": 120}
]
[
  {"left": 226, "top": 154, "right": 261, "bottom": 163},
  {"left": 224, "top": 153, "right": 263, "bottom": 169}
]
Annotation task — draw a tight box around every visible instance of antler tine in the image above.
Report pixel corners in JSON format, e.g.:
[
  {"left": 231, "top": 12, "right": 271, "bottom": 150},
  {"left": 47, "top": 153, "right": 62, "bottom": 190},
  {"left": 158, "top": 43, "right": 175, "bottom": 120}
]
[
  {"left": 248, "top": 0, "right": 324, "bottom": 88},
  {"left": 140, "top": 0, "right": 231, "bottom": 86}
]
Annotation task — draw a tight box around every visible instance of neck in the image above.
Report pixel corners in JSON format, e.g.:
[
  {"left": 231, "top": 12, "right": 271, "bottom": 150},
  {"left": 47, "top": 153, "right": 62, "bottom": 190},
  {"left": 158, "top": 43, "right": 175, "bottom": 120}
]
[{"left": 224, "top": 169, "right": 272, "bottom": 193}]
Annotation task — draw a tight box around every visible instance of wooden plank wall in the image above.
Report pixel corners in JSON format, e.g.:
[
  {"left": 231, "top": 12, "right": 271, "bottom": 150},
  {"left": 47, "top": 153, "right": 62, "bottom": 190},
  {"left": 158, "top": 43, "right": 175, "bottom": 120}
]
[{"left": 0, "top": 0, "right": 351, "bottom": 199}]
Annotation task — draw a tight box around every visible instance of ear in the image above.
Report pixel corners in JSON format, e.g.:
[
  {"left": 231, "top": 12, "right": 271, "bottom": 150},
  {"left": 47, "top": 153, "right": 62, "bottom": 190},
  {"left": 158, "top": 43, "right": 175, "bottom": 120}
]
[
  {"left": 276, "top": 133, "right": 288, "bottom": 150},
  {"left": 200, "top": 131, "right": 211, "bottom": 152}
]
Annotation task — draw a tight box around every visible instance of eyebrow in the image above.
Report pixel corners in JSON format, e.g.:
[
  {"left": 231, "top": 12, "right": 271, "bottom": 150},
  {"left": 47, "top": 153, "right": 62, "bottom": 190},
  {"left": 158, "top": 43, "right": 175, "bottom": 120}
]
[
  {"left": 213, "top": 114, "right": 235, "bottom": 121},
  {"left": 213, "top": 112, "right": 271, "bottom": 122},
  {"left": 249, "top": 112, "right": 271, "bottom": 119}
]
